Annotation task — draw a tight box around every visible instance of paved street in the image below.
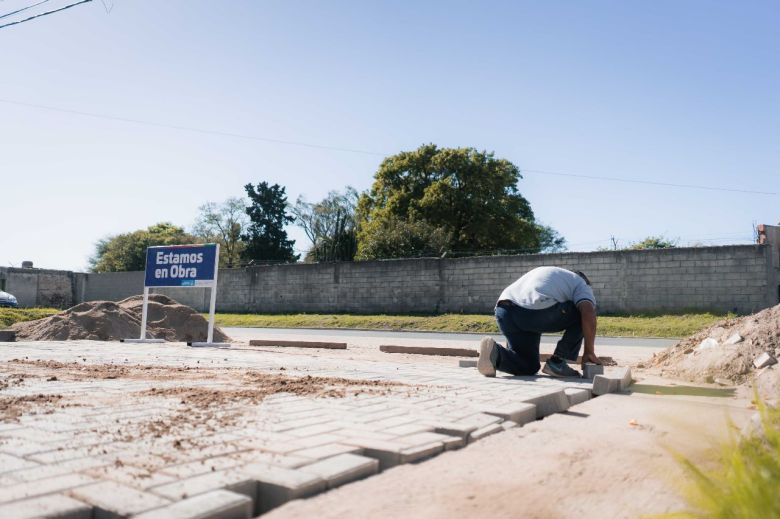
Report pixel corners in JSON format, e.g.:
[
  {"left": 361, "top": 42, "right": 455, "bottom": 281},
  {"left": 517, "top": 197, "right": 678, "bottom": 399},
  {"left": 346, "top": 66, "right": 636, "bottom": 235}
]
[{"left": 0, "top": 336, "right": 624, "bottom": 518}]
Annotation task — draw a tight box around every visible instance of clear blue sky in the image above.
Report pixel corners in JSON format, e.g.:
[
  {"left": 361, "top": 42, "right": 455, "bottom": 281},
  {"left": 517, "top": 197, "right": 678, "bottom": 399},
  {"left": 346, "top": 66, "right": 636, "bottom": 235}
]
[{"left": 1, "top": 0, "right": 778, "bottom": 271}]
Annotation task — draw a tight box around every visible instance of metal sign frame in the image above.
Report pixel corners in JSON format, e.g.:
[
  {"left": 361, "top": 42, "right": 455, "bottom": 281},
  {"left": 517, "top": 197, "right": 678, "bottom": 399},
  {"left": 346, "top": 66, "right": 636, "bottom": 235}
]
[{"left": 122, "top": 243, "right": 228, "bottom": 347}]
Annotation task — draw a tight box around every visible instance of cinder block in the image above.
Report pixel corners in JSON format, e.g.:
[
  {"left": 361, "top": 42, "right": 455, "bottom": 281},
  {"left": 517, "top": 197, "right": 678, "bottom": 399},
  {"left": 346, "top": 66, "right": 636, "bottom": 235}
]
[
  {"left": 592, "top": 367, "right": 633, "bottom": 396},
  {"left": 240, "top": 463, "right": 326, "bottom": 514},
  {"left": 458, "top": 360, "right": 478, "bottom": 368},
  {"left": 582, "top": 363, "right": 604, "bottom": 379},
  {"left": 299, "top": 453, "right": 378, "bottom": 489},
  {"left": 0, "top": 494, "right": 91, "bottom": 519},
  {"left": 423, "top": 421, "right": 478, "bottom": 439},
  {"left": 481, "top": 403, "right": 536, "bottom": 425},
  {"left": 133, "top": 490, "right": 252, "bottom": 519},
  {"left": 0, "top": 330, "right": 15, "bottom": 342},
  {"left": 68, "top": 481, "right": 172, "bottom": 519}
]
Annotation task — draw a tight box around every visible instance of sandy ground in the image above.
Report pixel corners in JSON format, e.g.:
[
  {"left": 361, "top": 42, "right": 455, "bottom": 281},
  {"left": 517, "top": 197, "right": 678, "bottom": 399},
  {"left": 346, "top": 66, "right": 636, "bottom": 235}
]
[{"left": 265, "top": 374, "right": 752, "bottom": 519}]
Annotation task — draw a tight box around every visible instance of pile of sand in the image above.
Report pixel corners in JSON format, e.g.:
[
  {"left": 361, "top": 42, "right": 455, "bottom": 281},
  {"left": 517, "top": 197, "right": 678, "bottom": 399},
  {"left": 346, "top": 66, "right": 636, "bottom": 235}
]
[
  {"left": 11, "top": 294, "right": 230, "bottom": 343},
  {"left": 648, "top": 304, "right": 780, "bottom": 397}
]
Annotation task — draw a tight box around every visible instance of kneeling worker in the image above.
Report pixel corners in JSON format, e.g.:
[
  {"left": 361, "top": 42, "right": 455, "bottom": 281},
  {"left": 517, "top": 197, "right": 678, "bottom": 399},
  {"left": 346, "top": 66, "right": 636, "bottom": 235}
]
[{"left": 478, "top": 266, "right": 602, "bottom": 378}]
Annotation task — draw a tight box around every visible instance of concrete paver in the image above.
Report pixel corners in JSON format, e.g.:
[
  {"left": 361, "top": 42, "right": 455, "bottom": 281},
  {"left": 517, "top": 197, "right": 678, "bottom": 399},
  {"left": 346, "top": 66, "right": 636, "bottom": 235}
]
[
  {"left": 0, "top": 338, "right": 628, "bottom": 517},
  {"left": 133, "top": 490, "right": 253, "bottom": 519}
]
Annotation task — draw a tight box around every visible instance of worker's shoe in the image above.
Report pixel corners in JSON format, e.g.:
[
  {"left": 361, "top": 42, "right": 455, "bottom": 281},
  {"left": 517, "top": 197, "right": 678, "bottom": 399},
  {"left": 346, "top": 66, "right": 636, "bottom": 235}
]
[
  {"left": 477, "top": 337, "right": 499, "bottom": 377},
  {"left": 542, "top": 356, "right": 581, "bottom": 378}
]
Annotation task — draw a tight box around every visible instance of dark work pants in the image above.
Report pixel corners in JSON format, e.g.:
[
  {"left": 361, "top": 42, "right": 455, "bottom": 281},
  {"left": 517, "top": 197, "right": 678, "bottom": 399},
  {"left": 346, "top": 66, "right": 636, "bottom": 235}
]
[{"left": 494, "top": 301, "right": 584, "bottom": 376}]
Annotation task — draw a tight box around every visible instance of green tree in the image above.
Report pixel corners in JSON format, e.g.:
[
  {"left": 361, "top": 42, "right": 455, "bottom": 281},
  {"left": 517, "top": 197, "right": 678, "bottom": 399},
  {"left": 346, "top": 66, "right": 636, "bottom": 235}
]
[
  {"left": 242, "top": 181, "right": 299, "bottom": 263},
  {"left": 192, "top": 197, "right": 249, "bottom": 268},
  {"left": 89, "top": 223, "right": 197, "bottom": 272},
  {"left": 292, "top": 187, "right": 359, "bottom": 262},
  {"left": 629, "top": 235, "right": 678, "bottom": 250},
  {"left": 355, "top": 144, "right": 562, "bottom": 259},
  {"left": 537, "top": 224, "right": 568, "bottom": 253}
]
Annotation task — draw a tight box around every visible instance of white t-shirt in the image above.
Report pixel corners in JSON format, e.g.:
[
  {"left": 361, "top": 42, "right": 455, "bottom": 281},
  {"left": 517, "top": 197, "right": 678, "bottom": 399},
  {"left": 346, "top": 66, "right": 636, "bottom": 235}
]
[{"left": 498, "top": 266, "right": 596, "bottom": 310}]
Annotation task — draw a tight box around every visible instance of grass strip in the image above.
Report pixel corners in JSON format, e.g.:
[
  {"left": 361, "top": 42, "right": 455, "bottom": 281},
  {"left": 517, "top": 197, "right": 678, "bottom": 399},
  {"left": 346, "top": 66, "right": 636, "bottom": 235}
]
[
  {"left": 213, "top": 312, "right": 730, "bottom": 338},
  {"left": 0, "top": 308, "right": 59, "bottom": 328},
  {"left": 0, "top": 307, "right": 728, "bottom": 339}
]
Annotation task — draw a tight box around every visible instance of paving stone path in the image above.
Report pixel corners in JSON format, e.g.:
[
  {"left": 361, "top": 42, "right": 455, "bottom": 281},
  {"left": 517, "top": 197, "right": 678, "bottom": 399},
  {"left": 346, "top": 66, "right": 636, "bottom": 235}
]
[{"left": 0, "top": 340, "right": 620, "bottom": 518}]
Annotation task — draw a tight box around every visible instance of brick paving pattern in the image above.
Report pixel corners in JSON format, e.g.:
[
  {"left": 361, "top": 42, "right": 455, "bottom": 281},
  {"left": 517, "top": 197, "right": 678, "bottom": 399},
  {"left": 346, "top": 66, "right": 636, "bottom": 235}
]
[{"left": 0, "top": 340, "right": 618, "bottom": 518}]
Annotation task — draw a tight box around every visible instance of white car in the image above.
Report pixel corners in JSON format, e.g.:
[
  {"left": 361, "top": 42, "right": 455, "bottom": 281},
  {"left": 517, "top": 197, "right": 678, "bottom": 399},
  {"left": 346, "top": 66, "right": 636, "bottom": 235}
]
[{"left": 0, "top": 290, "right": 18, "bottom": 308}]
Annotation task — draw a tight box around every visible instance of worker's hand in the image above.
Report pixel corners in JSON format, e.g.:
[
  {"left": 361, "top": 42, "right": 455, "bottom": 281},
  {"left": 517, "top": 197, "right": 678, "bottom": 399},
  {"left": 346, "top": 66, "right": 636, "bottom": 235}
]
[{"left": 581, "top": 351, "right": 602, "bottom": 368}]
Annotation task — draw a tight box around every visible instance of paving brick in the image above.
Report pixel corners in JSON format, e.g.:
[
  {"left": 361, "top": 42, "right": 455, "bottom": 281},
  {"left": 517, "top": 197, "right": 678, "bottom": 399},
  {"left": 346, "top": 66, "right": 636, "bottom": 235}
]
[
  {"left": 133, "top": 490, "right": 253, "bottom": 519},
  {"left": 240, "top": 463, "right": 326, "bottom": 514},
  {"left": 399, "top": 442, "right": 444, "bottom": 464},
  {"left": 382, "top": 423, "right": 434, "bottom": 436},
  {"left": 0, "top": 452, "right": 39, "bottom": 473},
  {"left": 564, "top": 388, "right": 592, "bottom": 406},
  {"left": 340, "top": 438, "right": 405, "bottom": 470},
  {"left": 592, "top": 367, "right": 633, "bottom": 396},
  {"left": 299, "top": 453, "right": 379, "bottom": 489},
  {"left": 68, "top": 481, "right": 172, "bottom": 518},
  {"left": 582, "top": 363, "right": 604, "bottom": 379},
  {"left": 292, "top": 443, "right": 361, "bottom": 460},
  {"left": 0, "top": 493, "right": 91, "bottom": 519},
  {"left": 149, "top": 469, "right": 256, "bottom": 504},
  {"left": 481, "top": 403, "right": 536, "bottom": 425},
  {"left": 523, "top": 389, "right": 570, "bottom": 417},
  {"left": 287, "top": 423, "right": 341, "bottom": 438},
  {"left": 83, "top": 465, "right": 176, "bottom": 491},
  {"left": 468, "top": 423, "right": 504, "bottom": 442},
  {"left": 0, "top": 473, "right": 97, "bottom": 504},
  {"left": 456, "top": 412, "right": 502, "bottom": 429},
  {"left": 421, "top": 420, "right": 478, "bottom": 439}
]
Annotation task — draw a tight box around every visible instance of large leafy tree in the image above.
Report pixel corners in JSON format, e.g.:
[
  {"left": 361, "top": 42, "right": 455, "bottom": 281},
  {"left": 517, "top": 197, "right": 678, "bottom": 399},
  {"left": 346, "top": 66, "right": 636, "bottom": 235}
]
[
  {"left": 192, "top": 197, "right": 249, "bottom": 268},
  {"left": 89, "top": 223, "right": 197, "bottom": 272},
  {"left": 291, "top": 187, "right": 359, "bottom": 262},
  {"left": 242, "top": 181, "right": 299, "bottom": 263},
  {"left": 355, "top": 144, "right": 563, "bottom": 259}
]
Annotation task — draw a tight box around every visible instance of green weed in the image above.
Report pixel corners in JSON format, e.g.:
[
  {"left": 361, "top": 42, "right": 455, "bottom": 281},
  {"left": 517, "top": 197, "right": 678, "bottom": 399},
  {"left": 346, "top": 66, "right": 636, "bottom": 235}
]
[{"left": 662, "top": 396, "right": 780, "bottom": 518}]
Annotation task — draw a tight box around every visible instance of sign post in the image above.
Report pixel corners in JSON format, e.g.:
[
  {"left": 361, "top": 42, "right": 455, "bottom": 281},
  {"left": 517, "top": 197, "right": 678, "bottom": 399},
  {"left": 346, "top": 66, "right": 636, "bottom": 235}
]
[{"left": 121, "top": 243, "right": 229, "bottom": 347}]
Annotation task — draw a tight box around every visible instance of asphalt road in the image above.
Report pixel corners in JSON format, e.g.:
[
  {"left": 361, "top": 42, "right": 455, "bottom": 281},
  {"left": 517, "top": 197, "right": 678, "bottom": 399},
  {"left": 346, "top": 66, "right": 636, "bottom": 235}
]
[{"left": 223, "top": 326, "right": 676, "bottom": 348}]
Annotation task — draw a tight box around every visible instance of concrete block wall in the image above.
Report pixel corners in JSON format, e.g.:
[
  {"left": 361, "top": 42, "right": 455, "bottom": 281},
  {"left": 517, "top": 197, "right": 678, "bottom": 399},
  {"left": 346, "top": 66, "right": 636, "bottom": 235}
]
[
  {"left": 3, "top": 244, "right": 779, "bottom": 315},
  {"left": 438, "top": 245, "right": 776, "bottom": 314},
  {"left": 0, "top": 267, "right": 79, "bottom": 308}
]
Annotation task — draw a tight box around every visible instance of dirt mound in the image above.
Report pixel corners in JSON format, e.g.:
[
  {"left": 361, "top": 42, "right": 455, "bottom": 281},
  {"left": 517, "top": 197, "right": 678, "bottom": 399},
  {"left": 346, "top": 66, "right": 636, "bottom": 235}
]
[
  {"left": 11, "top": 294, "right": 230, "bottom": 343},
  {"left": 648, "top": 304, "right": 780, "bottom": 395}
]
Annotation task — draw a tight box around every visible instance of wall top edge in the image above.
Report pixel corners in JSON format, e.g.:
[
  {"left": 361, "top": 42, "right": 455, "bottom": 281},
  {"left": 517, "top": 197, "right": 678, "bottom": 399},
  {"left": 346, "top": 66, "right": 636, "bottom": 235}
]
[{"left": 15, "top": 243, "right": 764, "bottom": 276}]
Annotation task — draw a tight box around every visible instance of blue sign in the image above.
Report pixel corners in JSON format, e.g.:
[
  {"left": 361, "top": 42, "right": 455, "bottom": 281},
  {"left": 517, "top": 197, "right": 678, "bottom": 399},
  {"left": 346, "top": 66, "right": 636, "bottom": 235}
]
[{"left": 144, "top": 244, "right": 218, "bottom": 288}]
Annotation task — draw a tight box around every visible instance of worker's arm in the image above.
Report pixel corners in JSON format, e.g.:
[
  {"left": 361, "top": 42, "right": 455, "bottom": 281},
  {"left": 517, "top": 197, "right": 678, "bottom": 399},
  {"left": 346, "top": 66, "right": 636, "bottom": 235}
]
[{"left": 577, "top": 300, "right": 601, "bottom": 367}]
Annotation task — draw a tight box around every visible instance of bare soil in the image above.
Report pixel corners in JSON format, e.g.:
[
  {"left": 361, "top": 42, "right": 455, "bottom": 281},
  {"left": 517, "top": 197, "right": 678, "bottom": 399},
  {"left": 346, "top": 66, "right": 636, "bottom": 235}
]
[
  {"left": 0, "top": 393, "right": 63, "bottom": 421},
  {"left": 645, "top": 303, "right": 780, "bottom": 400},
  {"left": 10, "top": 294, "right": 230, "bottom": 343}
]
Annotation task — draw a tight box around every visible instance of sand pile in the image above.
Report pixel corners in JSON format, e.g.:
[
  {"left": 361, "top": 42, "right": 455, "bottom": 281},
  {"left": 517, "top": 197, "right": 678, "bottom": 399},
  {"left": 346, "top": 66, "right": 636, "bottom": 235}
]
[
  {"left": 648, "top": 304, "right": 780, "bottom": 397},
  {"left": 11, "top": 294, "right": 230, "bottom": 343}
]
